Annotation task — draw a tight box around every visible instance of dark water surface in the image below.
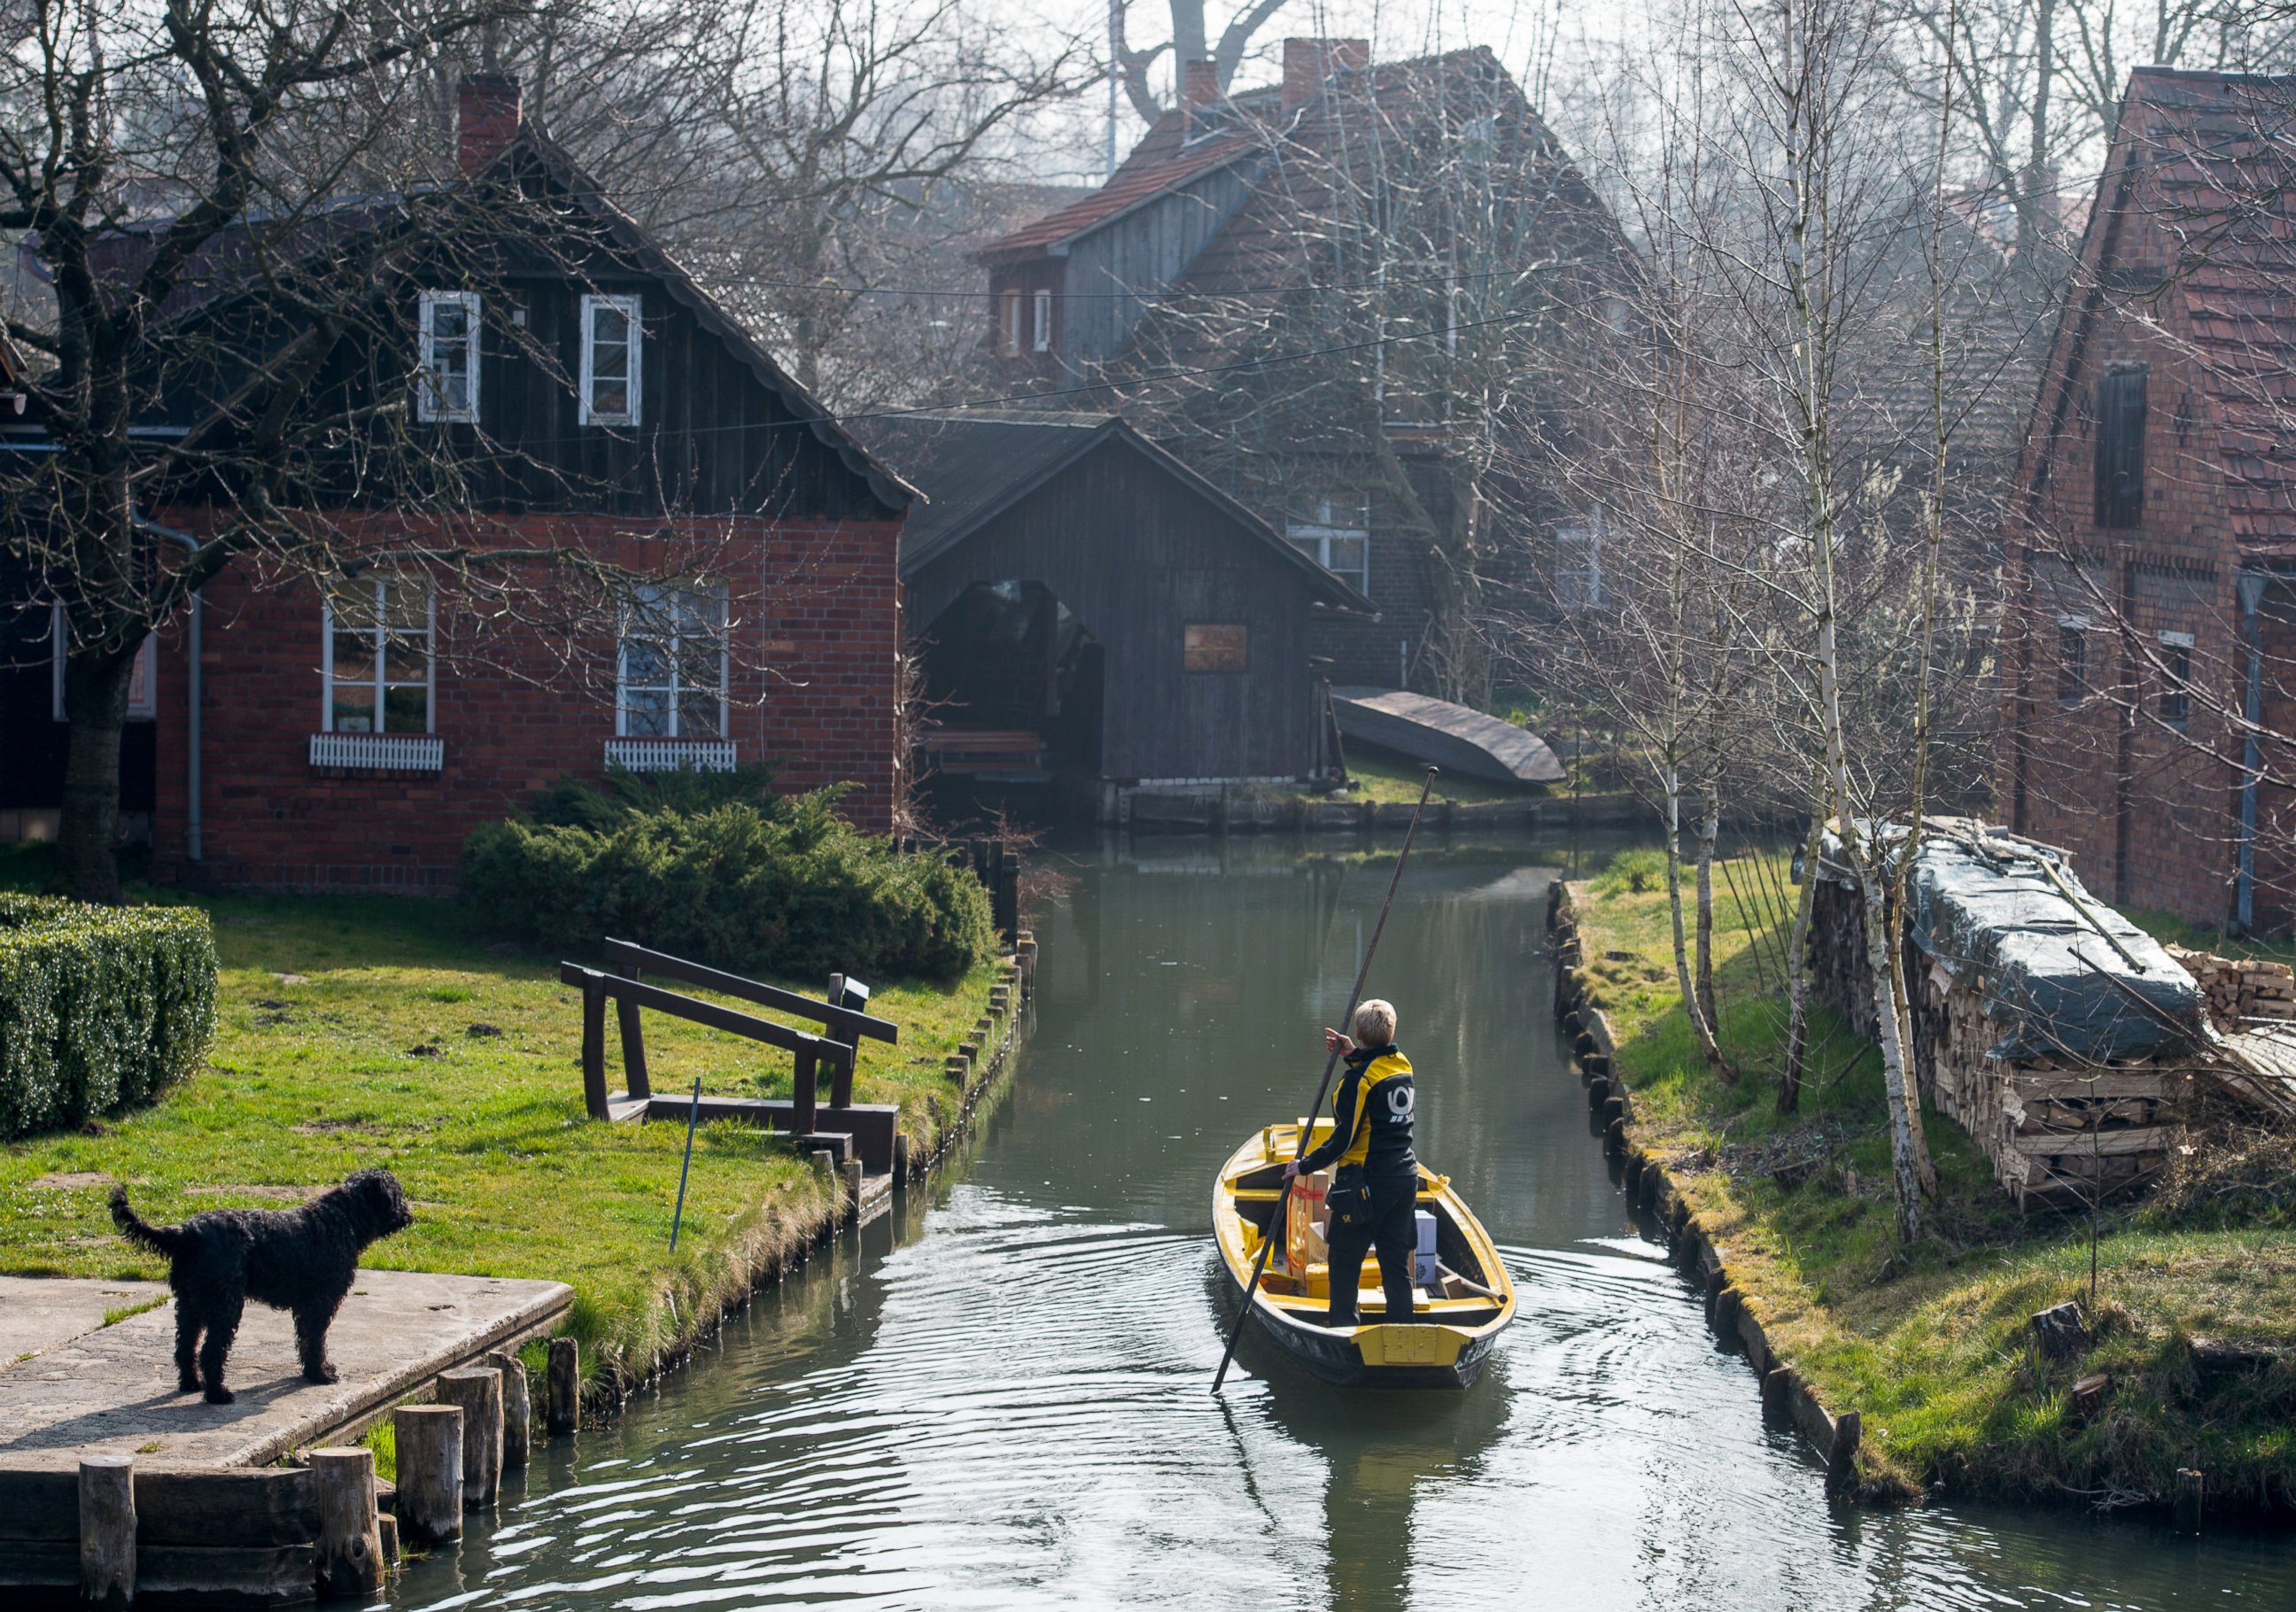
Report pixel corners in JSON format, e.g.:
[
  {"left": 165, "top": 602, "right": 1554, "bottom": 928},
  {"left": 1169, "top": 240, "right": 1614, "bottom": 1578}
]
[{"left": 394, "top": 841, "right": 2296, "bottom": 1610}]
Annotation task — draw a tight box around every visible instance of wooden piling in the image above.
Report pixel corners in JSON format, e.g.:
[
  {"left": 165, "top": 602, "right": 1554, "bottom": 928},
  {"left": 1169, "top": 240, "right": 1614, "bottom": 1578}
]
[
  {"left": 78, "top": 1453, "right": 135, "bottom": 1610},
  {"left": 1826, "top": 1410, "right": 1863, "bottom": 1496},
  {"left": 392, "top": 1405, "right": 463, "bottom": 1544},
  {"left": 376, "top": 1512, "right": 399, "bottom": 1568},
  {"left": 842, "top": 1158, "right": 864, "bottom": 1225},
  {"left": 310, "top": 1447, "right": 384, "bottom": 1599},
  {"left": 437, "top": 1369, "right": 503, "bottom": 1507},
  {"left": 2175, "top": 1468, "right": 2204, "bottom": 1534},
  {"left": 546, "top": 1337, "right": 579, "bottom": 1437},
  {"left": 893, "top": 1132, "right": 911, "bottom": 1183},
  {"left": 488, "top": 1348, "right": 531, "bottom": 1470}
]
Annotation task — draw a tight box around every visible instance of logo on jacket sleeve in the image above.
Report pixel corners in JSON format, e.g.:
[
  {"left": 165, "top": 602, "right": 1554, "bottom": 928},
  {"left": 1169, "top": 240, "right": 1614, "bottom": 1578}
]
[{"left": 1385, "top": 1082, "right": 1416, "bottom": 1120}]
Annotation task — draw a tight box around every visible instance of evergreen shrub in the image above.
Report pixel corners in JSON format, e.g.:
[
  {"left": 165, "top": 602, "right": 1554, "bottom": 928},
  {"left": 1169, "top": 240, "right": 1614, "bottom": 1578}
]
[
  {"left": 0, "top": 895, "right": 218, "bottom": 1139},
  {"left": 461, "top": 787, "right": 995, "bottom": 982}
]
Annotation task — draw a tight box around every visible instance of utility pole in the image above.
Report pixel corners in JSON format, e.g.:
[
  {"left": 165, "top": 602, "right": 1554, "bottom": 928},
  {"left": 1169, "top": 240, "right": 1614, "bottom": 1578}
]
[{"left": 1107, "top": 0, "right": 1121, "bottom": 179}]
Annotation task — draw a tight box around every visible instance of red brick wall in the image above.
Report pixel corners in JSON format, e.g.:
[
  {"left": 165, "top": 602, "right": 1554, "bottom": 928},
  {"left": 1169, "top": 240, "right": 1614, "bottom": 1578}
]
[
  {"left": 151, "top": 511, "right": 901, "bottom": 892},
  {"left": 1998, "top": 156, "right": 2262, "bottom": 927}
]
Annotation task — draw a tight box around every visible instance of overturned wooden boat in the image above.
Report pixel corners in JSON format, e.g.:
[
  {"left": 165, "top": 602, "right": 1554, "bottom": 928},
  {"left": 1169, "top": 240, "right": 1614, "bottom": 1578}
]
[
  {"left": 1213, "top": 1121, "right": 1516, "bottom": 1388},
  {"left": 1331, "top": 686, "right": 1563, "bottom": 786}
]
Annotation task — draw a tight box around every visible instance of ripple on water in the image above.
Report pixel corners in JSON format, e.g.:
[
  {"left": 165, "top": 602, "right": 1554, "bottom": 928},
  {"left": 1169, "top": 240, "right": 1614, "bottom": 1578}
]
[{"left": 397, "top": 848, "right": 2296, "bottom": 1611}]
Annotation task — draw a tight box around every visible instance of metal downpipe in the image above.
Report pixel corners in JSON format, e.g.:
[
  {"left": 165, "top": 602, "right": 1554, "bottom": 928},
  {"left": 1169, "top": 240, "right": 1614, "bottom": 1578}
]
[
  {"left": 137, "top": 515, "right": 202, "bottom": 864},
  {"left": 2237, "top": 570, "right": 2265, "bottom": 933}
]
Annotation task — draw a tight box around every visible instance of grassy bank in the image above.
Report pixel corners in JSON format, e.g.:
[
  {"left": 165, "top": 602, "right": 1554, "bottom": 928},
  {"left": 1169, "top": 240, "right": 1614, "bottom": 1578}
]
[
  {"left": 1570, "top": 853, "right": 2296, "bottom": 1511},
  {"left": 0, "top": 864, "right": 1001, "bottom": 1391}
]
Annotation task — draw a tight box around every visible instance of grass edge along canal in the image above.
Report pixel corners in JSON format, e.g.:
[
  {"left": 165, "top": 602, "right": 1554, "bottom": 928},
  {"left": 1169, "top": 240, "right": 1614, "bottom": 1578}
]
[
  {"left": 1555, "top": 852, "right": 2296, "bottom": 1516},
  {"left": 0, "top": 883, "right": 1033, "bottom": 1421}
]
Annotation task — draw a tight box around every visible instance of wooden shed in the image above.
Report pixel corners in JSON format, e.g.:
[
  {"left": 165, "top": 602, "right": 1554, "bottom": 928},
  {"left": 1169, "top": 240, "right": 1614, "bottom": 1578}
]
[{"left": 880, "top": 412, "right": 1372, "bottom": 802}]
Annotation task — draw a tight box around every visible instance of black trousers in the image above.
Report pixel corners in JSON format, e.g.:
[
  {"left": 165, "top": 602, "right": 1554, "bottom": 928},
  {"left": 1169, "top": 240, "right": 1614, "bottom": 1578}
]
[{"left": 1325, "top": 1176, "right": 1419, "bottom": 1325}]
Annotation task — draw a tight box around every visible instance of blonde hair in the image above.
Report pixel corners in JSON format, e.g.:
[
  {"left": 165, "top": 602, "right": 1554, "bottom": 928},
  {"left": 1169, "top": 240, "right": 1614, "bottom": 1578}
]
[{"left": 1354, "top": 999, "right": 1397, "bottom": 1046}]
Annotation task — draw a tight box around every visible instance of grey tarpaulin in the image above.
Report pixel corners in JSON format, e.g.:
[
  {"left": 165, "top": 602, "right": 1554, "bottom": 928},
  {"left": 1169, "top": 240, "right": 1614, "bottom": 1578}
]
[{"left": 1819, "top": 820, "right": 2206, "bottom": 1064}]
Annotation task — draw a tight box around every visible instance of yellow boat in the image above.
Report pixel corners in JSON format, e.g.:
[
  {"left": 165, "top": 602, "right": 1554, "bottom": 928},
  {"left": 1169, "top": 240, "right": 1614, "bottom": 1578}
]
[{"left": 1213, "top": 1120, "right": 1516, "bottom": 1388}]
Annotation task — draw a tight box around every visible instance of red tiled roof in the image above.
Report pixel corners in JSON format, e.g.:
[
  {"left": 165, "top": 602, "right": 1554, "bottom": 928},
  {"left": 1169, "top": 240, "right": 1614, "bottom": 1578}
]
[
  {"left": 975, "top": 116, "right": 1260, "bottom": 262},
  {"left": 2116, "top": 68, "right": 2296, "bottom": 549}
]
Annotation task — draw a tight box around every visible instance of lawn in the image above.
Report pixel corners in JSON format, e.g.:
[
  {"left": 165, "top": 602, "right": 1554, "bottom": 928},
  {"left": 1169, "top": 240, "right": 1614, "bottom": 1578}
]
[
  {"left": 1571, "top": 849, "right": 2296, "bottom": 1510},
  {"left": 0, "top": 851, "right": 1000, "bottom": 1386}
]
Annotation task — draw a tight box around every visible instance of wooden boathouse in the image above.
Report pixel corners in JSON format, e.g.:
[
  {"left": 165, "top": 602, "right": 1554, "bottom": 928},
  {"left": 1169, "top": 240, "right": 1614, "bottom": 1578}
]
[{"left": 876, "top": 411, "right": 1372, "bottom": 812}]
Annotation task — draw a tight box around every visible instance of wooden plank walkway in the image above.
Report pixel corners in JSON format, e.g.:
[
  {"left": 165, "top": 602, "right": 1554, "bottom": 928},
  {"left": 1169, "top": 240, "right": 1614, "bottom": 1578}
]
[{"left": 0, "top": 1270, "right": 570, "bottom": 1471}]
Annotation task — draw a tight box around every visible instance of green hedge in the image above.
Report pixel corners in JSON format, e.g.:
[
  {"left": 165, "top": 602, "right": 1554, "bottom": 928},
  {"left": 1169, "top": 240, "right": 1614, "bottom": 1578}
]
[
  {"left": 461, "top": 790, "right": 996, "bottom": 983},
  {"left": 0, "top": 895, "right": 218, "bottom": 1139}
]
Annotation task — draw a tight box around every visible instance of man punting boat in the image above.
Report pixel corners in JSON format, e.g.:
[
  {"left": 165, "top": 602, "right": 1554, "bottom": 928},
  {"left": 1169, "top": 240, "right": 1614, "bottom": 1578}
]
[{"left": 1284, "top": 999, "right": 1423, "bottom": 1328}]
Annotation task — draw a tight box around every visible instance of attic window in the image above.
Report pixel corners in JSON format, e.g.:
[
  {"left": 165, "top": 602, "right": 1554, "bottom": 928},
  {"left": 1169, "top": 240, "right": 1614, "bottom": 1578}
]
[
  {"left": 1286, "top": 499, "right": 1370, "bottom": 596},
  {"left": 1032, "top": 290, "right": 1052, "bottom": 353},
  {"left": 416, "top": 291, "right": 479, "bottom": 423},
  {"left": 581, "top": 294, "right": 642, "bottom": 426},
  {"left": 2094, "top": 361, "right": 2147, "bottom": 529}
]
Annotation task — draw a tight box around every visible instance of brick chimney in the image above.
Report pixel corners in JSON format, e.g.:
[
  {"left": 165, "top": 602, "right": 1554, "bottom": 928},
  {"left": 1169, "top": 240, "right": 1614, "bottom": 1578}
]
[
  {"left": 457, "top": 74, "right": 523, "bottom": 176},
  {"left": 1281, "top": 38, "right": 1369, "bottom": 111}
]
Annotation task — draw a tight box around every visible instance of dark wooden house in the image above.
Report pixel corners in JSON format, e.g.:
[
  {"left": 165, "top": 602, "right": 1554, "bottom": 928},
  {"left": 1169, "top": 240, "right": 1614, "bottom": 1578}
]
[
  {"left": 4, "top": 76, "right": 912, "bottom": 887},
  {"left": 878, "top": 411, "right": 1369, "bottom": 805},
  {"left": 973, "top": 39, "right": 1638, "bottom": 698}
]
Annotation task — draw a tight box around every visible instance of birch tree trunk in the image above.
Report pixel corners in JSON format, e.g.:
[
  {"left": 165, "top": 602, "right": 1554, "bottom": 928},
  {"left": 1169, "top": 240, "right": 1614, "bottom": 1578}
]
[
  {"left": 1664, "top": 757, "right": 1726, "bottom": 1071},
  {"left": 1780, "top": 786, "right": 1826, "bottom": 1114},
  {"left": 1695, "top": 777, "right": 1721, "bottom": 1037}
]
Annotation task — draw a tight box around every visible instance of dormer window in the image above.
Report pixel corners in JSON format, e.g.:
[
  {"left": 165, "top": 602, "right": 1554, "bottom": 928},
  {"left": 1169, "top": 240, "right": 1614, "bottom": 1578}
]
[
  {"left": 1032, "top": 290, "right": 1052, "bottom": 353},
  {"left": 581, "top": 293, "right": 642, "bottom": 426},
  {"left": 416, "top": 291, "right": 479, "bottom": 422}
]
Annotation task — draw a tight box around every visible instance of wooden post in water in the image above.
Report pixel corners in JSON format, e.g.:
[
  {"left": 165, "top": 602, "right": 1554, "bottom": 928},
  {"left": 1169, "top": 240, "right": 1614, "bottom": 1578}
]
[
  {"left": 311, "top": 1446, "right": 384, "bottom": 1599},
  {"left": 438, "top": 1370, "right": 502, "bottom": 1507},
  {"left": 392, "top": 1406, "right": 463, "bottom": 1544},
  {"left": 893, "top": 1132, "right": 911, "bottom": 1184},
  {"left": 489, "top": 1349, "right": 532, "bottom": 1470},
  {"left": 546, "top": 1338, "right": 580, "bottom": 1436},
  {"left": 1825, "top": 1410, "right": 1863, "bottom": 1497},
  {"left": 2175, "top": 1468, "right": 2205, "bottom": 1534},
  {"left": 78, "top": 1453, "right": 135, "bottom": 1609},
  {"left": 842, "top": 1158, "right": 864, "bottom": 1226},
  {"left": 376, "top": 1513, "right": 399, "bottom": 1567}
]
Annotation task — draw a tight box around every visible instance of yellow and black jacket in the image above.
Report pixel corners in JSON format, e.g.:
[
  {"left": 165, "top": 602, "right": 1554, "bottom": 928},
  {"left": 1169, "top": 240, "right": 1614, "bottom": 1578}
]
[{"left": 1299, "top": 1042, "right": 1417, "bottom": 1182}]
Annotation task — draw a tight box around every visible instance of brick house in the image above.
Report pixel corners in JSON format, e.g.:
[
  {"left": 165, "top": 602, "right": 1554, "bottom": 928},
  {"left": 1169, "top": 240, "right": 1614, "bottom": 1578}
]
[
  {"left": 8, "top": 77, "right": 912, "bottom": 890},
  {"left": 972, "top": 40, "right": 1636, "bottom": 698},
  {"left": 1998, "top": 68, "right": 2296, "bottom": 930}
]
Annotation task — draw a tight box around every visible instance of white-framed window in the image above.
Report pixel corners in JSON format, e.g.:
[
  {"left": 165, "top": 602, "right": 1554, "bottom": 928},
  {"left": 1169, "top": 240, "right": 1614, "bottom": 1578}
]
[
  {"left": 617, "top": 583, "right": 728, "bottom": 739},
  {"left": 999, "top": 291, "right": 1022, "bottom": 356},
  {"left": 1032, "top": 289, "right": 1052, "bottom": 353},
  {"left": 49, "top": 602, "right": 157, "bottom": 721},
  {"left": 323, "top": 577, "right": 434, "bottom": 734},
  {"left": 416, "top": 291, "right": 480, "bottom": 422},
  {"left": 580, "top": 293, "right": 642, "bottom": 426},
  {"left": 2056, "top": 613, "right": 2090, "bottom": 706},
  {"left": 1286, "top": 498, "right": 1370, "bottom": 596},
  {"left": 1555, "top": 508, "right": 1606, "bottom": 612},
  {"left": 2158, "top": 629, "right": 2194, "bottom": 725}
]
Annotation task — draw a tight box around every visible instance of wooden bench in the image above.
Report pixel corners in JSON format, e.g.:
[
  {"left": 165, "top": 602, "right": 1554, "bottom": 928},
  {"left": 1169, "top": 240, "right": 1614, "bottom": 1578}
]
[
  {"left": 916, "top": 727, "right": 1043, "bottom": 773},
  {"left": 559, "top": 941, "right": 902, "bottom": 1171}
]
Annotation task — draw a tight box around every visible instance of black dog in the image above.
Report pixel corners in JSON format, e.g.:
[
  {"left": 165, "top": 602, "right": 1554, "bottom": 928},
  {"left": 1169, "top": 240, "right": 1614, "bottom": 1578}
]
[{"left": 110, "top": 1170, "right": 415, "bottom": 1404}]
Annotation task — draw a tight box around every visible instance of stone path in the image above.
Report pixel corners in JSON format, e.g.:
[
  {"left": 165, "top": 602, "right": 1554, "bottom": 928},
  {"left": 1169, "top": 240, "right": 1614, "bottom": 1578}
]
[{"left": 0, "top": 1269, "right": 570, "bottom": 1470}]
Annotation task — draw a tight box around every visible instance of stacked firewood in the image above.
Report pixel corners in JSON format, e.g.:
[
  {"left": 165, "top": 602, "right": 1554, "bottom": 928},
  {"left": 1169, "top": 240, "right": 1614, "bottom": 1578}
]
[
  {"left": 2164, "top": 944, "right": 2296, "bottom": 1033},
  {"left": 1912, "top": 957, "right": 2185, "bottom": 1210},
  {"left": 1811, "top": 875, "right": 2186, "bottom": 1211}
]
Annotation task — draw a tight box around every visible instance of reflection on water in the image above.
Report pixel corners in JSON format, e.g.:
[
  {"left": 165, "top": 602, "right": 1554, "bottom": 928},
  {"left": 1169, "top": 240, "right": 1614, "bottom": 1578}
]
[{"left": 395, "top": 840, "right": 2296, "bottom": 1610}]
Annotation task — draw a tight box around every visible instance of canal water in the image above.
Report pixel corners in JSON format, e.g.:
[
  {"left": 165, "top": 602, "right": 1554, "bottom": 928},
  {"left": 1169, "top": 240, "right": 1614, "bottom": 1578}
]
[{"left": 396, "top": 841, "right": 2296, "bottom": 1610}]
